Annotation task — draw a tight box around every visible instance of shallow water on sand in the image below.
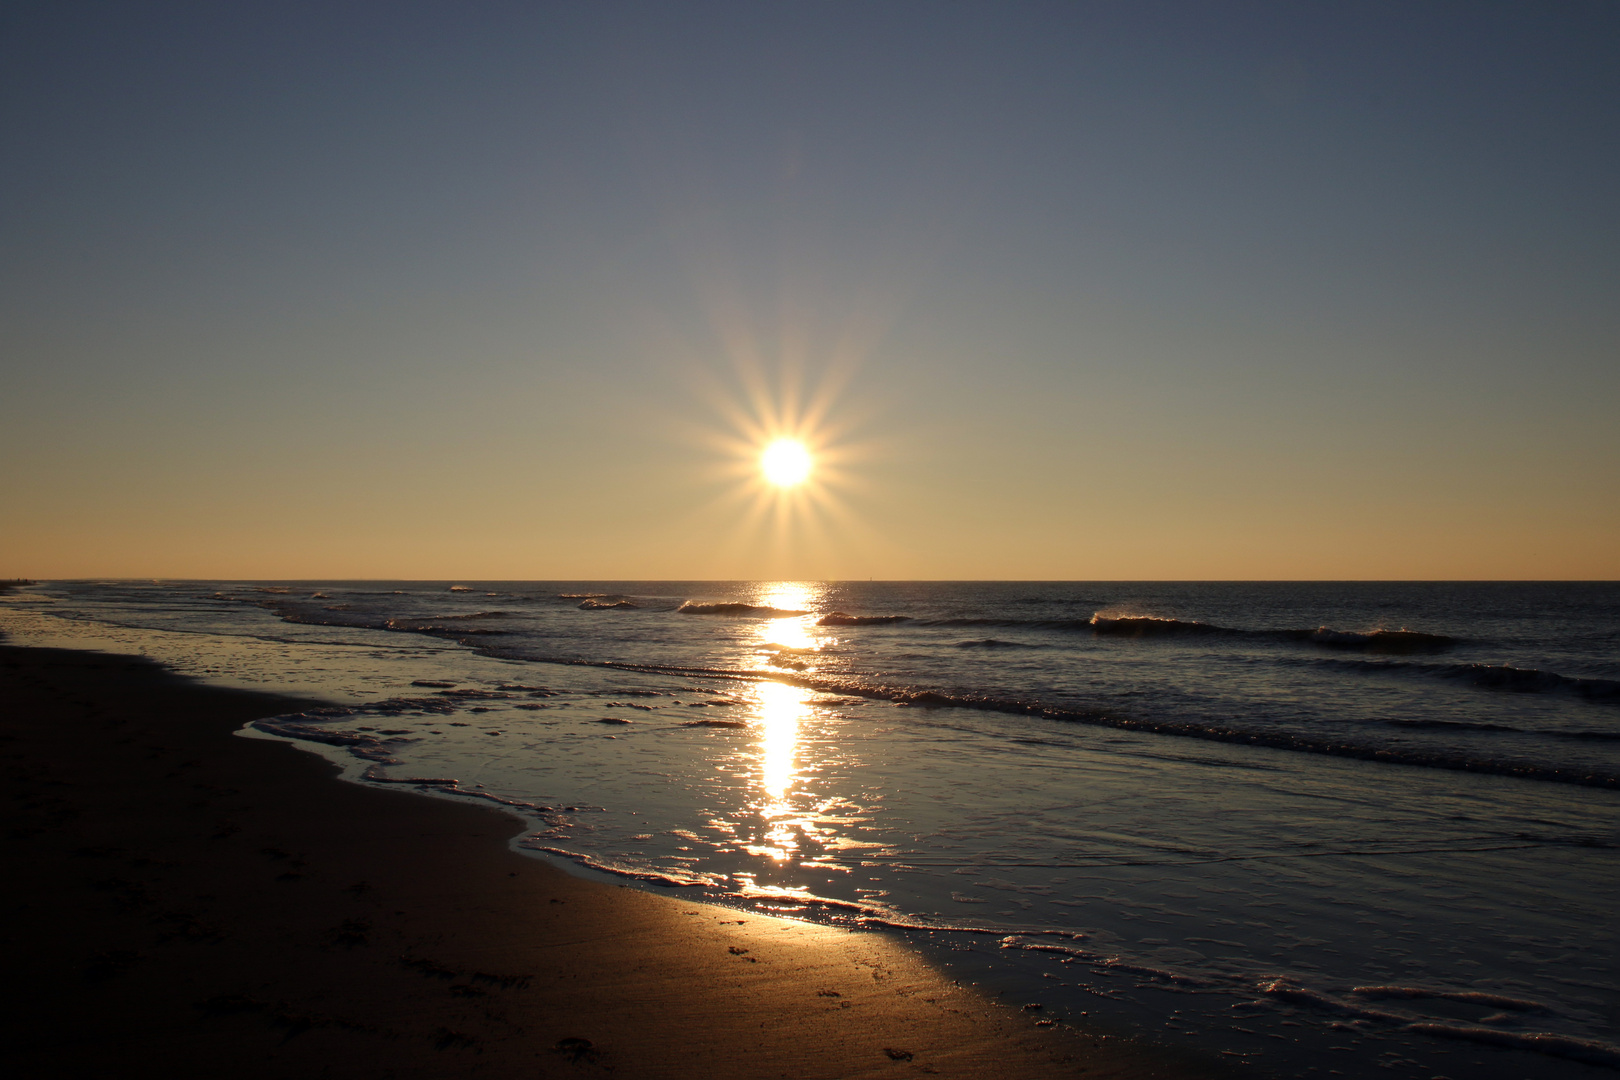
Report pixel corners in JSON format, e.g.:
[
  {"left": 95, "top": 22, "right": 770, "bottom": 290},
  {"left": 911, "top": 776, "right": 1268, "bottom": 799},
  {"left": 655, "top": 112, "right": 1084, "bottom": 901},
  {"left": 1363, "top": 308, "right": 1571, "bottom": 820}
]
[{"left": 4, "top": 580, "right": 1617, "bottom": 1079}]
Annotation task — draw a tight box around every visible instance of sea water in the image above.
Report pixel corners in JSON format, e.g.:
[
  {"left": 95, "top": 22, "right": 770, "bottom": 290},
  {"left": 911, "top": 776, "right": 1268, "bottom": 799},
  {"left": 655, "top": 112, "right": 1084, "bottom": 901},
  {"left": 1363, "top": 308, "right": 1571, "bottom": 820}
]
[{"left": 3, "top": 580, "right": 1616, "bottom": 1079}]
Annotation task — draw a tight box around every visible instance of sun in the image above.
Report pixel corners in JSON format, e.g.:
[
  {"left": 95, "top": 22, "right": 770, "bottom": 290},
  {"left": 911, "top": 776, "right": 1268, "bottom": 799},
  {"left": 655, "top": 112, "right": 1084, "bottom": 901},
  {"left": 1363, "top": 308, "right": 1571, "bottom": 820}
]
[{"left": 760, "top": 438, "right": 813, "bottom": 487}]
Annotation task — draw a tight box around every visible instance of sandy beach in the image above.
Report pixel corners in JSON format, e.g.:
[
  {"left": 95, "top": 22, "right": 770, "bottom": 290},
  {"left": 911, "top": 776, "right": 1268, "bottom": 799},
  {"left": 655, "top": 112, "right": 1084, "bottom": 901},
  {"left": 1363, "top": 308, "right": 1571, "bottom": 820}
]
[{"left": 0, "top": 643, "right": 1216, "bottom": 1078}]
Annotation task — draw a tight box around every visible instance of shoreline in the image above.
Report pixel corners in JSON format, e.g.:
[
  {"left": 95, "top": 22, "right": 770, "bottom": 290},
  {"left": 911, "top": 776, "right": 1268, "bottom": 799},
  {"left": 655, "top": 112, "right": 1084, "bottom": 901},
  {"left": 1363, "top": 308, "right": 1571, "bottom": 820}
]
[{"left": 0, "top": 643, "right": 1219, "bottom": 1078}]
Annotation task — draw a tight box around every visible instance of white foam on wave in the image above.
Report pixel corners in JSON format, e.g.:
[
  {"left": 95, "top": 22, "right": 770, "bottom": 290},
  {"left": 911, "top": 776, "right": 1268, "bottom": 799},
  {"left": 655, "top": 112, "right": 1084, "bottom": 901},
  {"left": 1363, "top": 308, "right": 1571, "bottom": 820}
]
[
  {"left": 517, "top": 842, "right": 723, "bottom": 888},
  {"left": 1258, "top": 979, "right": 1620, "bottom": 1067},
  {"left": 252, "top": 717, "right": 405, "bottom": 764},
  {"left": 1001, "top": 936, "right": 1219, "bottom": 987},
  {"left": 358, "top": 764, "right": 554, "bottom": 812}
]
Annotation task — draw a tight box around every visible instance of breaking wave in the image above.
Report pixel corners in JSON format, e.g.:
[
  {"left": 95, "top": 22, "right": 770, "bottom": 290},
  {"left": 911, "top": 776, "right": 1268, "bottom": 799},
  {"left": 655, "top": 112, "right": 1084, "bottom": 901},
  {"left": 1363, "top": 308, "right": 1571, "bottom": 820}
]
[
  {"left": 1401, "top": 1024, "right": 1620, "bottom": 1068},
  {"left": 1264, "top": 980, "right": 1620, "bottom": 1068},
  {"left": 1309, "top": 657, "right": 1620, "bottom": 702},
  {"left": 1384, "top": 718, "right": 1521, "bottom": 732},
  {"left": 1293, "top": 627, "right": 1455, "bottom": 653},
  {"left": 839, "top": 610, "right": 1458, "bottom": 653},
  {"left": 678, "top": 602, "right": 808, "bottom": 617},
  {"left": 228, "top": 588, "right": 1618, "bottom": 787},
  {"left": 1448, "top": 664, "right": 1620, "bottom": 700},
  {"left": 918, "top": 616, "right": 1095, "bottom": 630},
  {"left": 381, "top": 619, "right": 511, "bottom": 636},
  {"left": 516, "top": 841, "right": 723, "bottom": 888},
  {"left": 409, "top": 610, "right": 511, "bottom": 621},
  {"left": 1350, "top": 985, "right": 1550, "bottom": 1011},
  {"left": 954, "top": 638, "right": 1041, "bottom": 649},
  {"left": 1088, "top": 615, "right": 1232, "bottom": 638},
  {"left": 817, "top": 612, "right": 912, "bottom": 626},
  {"left": 454, "top": 655, "right": 1620, "bottom": 789}
]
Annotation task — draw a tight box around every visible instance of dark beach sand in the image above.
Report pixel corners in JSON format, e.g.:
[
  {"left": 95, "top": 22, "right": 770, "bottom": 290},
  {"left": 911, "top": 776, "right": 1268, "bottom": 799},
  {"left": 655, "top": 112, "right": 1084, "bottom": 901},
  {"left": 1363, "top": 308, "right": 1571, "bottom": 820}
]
[{"left": 0, "top": 644, "right": 1219, "bottom": 1078}]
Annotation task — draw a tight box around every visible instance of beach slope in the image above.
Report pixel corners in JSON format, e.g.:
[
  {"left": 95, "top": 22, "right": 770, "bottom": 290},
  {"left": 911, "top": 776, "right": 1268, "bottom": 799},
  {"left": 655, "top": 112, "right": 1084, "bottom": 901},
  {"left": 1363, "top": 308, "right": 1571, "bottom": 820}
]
[{"left": 0, "top": 645, "right": 1211, "bottom": 1078}]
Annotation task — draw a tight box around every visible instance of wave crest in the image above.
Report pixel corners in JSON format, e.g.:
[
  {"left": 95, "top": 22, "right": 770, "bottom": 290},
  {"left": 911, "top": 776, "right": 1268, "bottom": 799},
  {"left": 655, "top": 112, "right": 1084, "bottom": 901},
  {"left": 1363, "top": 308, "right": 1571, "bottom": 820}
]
[
  {"left": 817, "top": 612, "right": 911, "bottom": 626},
  {"left": 1089, "top": 615, "right": 1228, "bottom": 637},
  {"left": 678, "top": 602, "right": 807, "bottom": 617},
  {"left": 1298, "top": 627, "right": 1455, "bottom": 653}
]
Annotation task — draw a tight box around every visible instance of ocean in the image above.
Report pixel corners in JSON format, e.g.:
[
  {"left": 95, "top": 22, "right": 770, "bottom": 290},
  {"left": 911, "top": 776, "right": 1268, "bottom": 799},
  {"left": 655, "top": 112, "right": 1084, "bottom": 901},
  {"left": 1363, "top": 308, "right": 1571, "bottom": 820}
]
[{"left": 4, "top": 580, "right": 1616, "bottom": 1078}]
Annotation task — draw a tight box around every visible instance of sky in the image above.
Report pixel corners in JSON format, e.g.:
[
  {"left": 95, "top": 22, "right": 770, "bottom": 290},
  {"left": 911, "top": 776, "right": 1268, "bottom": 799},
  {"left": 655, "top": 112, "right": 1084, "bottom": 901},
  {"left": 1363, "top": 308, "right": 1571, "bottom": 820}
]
[{"left": 2, "top": 0, "right": 1616, "bottom": 580}]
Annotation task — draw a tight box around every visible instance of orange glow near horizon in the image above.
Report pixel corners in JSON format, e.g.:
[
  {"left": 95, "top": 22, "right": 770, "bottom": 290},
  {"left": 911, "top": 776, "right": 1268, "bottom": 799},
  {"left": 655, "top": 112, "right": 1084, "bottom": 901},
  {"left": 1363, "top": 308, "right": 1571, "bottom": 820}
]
[{"left": 645, "top": 267, "right": 904, "bottom": 580}]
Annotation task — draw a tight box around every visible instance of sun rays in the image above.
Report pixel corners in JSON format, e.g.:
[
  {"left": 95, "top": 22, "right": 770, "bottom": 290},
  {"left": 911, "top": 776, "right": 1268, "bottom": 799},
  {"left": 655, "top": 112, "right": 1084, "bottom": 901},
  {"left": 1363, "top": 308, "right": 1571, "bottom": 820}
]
[
  {"left": 634, "top": 212, "right": 927, "bottom": 578},
  {"left": 657, "top": 333, "right": 893, "bottom": 578}
]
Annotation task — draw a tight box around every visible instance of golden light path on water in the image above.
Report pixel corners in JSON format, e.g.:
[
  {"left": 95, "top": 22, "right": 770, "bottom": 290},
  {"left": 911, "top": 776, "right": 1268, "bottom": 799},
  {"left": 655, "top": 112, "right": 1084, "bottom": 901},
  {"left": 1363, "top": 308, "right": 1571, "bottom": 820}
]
[
  {"left": 729, "top": 584, "right": 885, "bottom": 912},
  {"left": 746, "top": 583, "right": 821, "bottom": 864}
]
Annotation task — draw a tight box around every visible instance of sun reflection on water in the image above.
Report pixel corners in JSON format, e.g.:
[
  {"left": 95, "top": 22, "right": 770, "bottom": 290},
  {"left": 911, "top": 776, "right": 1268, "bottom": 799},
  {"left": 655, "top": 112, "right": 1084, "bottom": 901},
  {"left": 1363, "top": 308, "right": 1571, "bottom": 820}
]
[
  {"left": 754, "top": 581, "right": 821, "bottom": 666},
  {"left": 746, "top": 584, "right": 826, "bottom": 862},
  {"left": 749, "top": 678, "right": 814, "bottom": 862},
  {"left": 757, "top": 679, "right": 807, "bottom": 803},
  {"left": 699, "top": 583, "right": 849, "bottom": 867},
  {"left": 761, "top": 616, "right": 813, "bottom": 651}
]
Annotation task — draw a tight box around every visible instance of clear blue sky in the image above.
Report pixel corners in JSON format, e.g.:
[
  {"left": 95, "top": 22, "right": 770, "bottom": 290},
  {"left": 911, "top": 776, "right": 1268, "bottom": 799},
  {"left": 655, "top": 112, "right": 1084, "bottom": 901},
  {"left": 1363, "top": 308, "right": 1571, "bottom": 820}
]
[{"left": 3, "top": 1, "right": 1616, "bottom": 578}]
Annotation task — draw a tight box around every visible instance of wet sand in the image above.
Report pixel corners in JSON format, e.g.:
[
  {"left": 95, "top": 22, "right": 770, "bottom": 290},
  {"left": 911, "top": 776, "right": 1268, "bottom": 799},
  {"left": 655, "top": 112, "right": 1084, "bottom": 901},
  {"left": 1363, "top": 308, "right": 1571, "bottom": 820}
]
[{"left": 0, "top": 644, "right": 1219, "bottom": 1078}]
